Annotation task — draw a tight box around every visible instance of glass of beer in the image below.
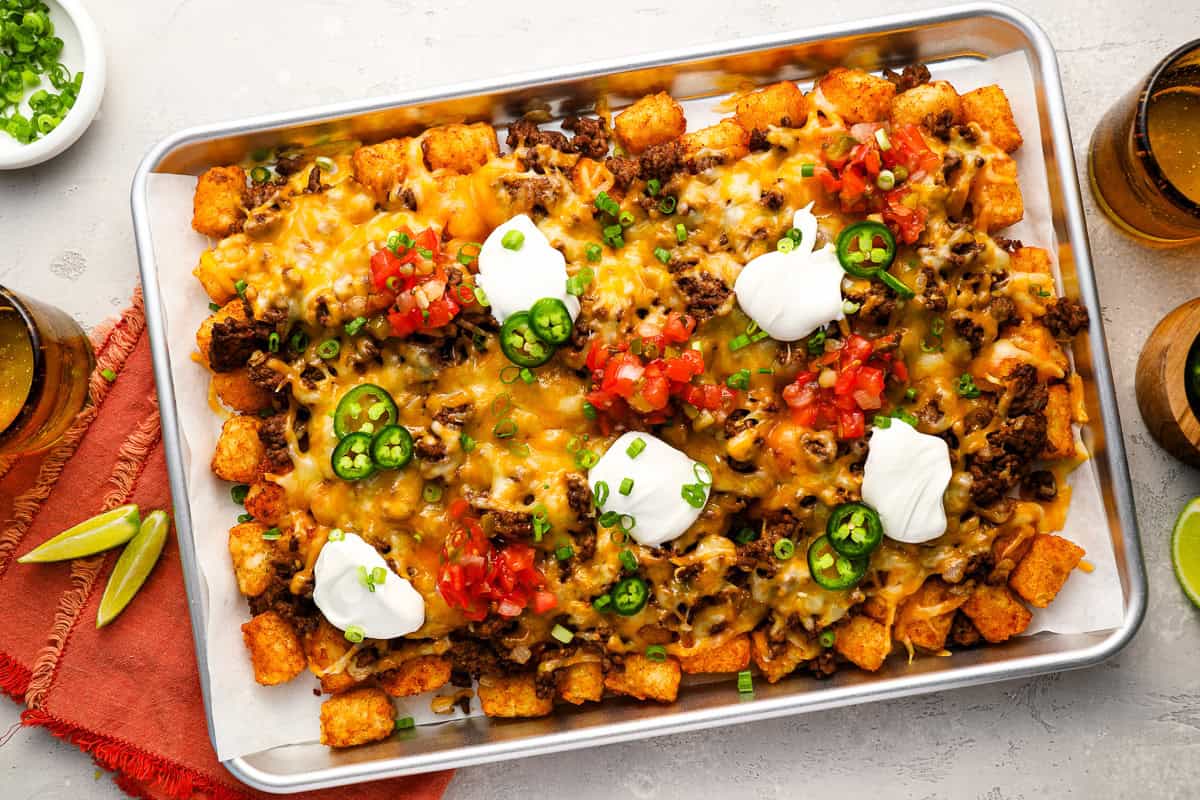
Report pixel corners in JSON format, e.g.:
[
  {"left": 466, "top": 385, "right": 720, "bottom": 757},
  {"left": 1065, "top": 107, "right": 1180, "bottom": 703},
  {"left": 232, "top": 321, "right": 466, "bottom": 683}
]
[
  {"left": 1089, "top": 39, "right": 1200, "bottom": 245},
  {"left": 0, "top": 287, "right": 95, "bottom": 457}
]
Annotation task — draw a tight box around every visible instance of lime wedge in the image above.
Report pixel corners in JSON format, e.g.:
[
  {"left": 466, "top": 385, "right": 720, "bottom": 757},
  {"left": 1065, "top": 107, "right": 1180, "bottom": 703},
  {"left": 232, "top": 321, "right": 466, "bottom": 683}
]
[
  {"left": 17, "top": 504, "right": 141, "bottom": 563},
  {"left": 96, "top": 510, "right": 170, "bottom": 628},
  {"left": 1171, "top": 497, "right": 1200, "bottom": 608}
]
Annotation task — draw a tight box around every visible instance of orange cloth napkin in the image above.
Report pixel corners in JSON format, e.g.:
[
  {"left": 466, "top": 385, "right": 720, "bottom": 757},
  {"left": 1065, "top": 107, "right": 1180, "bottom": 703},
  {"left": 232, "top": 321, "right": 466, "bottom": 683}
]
[{"left": 0, "top": 291, "right": 452, "bottom": 800}]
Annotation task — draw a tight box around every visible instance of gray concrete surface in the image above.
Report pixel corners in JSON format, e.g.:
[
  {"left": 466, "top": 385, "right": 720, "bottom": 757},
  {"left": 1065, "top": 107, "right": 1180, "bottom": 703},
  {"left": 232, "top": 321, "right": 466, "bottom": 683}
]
[{"left": 2, "top": 0, "right": 1199, "bottom": 797}]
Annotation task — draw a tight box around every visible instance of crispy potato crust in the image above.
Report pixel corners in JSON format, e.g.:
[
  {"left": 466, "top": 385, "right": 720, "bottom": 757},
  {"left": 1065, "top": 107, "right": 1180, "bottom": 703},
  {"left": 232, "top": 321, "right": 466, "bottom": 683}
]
[
  {"left": 834, "top": 615, "right": 892, "bottom": 671},
  {"left": 890, "top": 80, "right": 961, "bottom": 128},
  {"left": 211, "top": 415, "right": 265, "bottom": 484},
  {"left": 815, "top": 67, "right": 896, "bottom": 124},
  {"left": 960, "top": 85, "right": 1023, "bottom": 153},
  {"left": 192, "top": 166, "right": 246, "bottom": 238},
  {"left": 477, "top": 674, "right": 554, "bottom": 717},
  {"left": 241, "top": 611, "right": 306, "bottom": 686},
  {"left": 556, "top": 662, "right": 604, "bottom": 705},
  {"left": 380, "top": 655, "right": 453, "bottom": 697},
  {"left": 961, "top": 583, "right": 1032, "bottom": 643},
  {"left": 604, "top": 654, "right": 681, "bottom": 702},
  {"left": 320, "top": 687, "right": 396, "bottom": 747},
  {"left": 735, "top": 81, "right": 808, "bottom": 131},
  {"left": 613, "top": 91, "right": 687, "bottom": 154},
  {"left": 1009, "top": 534, "right": 1085, "bottom": 608},
  {"left": 420, "top": 123, "right": 499, "bottom": 173},
  {"left": 678, "top": 634, "right": 751, "bottom": 674}
]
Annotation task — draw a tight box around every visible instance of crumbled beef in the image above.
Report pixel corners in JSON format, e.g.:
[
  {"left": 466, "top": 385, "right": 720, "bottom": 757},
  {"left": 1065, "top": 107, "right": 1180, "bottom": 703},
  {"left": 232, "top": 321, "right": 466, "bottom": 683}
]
[
  {"left": 273, "top": 153, "right": 305, "bottom": 176},
  {"left": 952, "top": 313, "right": 987, "bottom": 354},
  {"left": 760, "top": 188, "right": 785, "bottom": 210},
  {"left": 800, "top": 431, "right": 837, "bottom": 464},
  {"left": 244, "top": 178, "right": 285, "bottom": 208},
  {"left": 928, "top": 110, "right": 956, "bottom": 142},
  {"left": 917, "top": 396, "right": 944, "bottom": 429},
  {"left": 968, "top": 452, "right": 1020, "bottom": 507},
  {"left": 247, "top": 570, "right": 318, "bottom": 636},
  {"left": 258, "top": 414, "right": 291, "bottom": 471},
  {"left": 605, "top": 155, "right": 640, "bottom": 191},
  {"left": 397, "top": 186, "right": 418, "bottom": 210},
  {"left": 447, "top": 638, "right": 505, "bottom": 678},
  {"left": 429, "top": 331, "right": 470, "bottom": 367},
  {"left": 506, "top": 119, "right": 570, "bottom": 152},
  {"left": 807, "top": 650, "right": 838, "bottom": 678},
  {"left": 884, "top": 63, "right": 931, "bottom": 93},
  {"left": 639, "top": 140, "right": 684, "bottom": 182},
  {"left": 415, "top": 437, "right": 447, "bottom": 461},
  {"left": 989, "top": 413, "right": 1047, "bottom": 462},
  {"left": 918, "top": 268, "right": 948, "bottom": 312},
  {"left": 1006, "top": 364, "right": 1048, "bottom": 417},
  {"left": 949, "top": 239, "right": 982, "bottom": 267},
  {"left": 346, "top": 336, "right": 380, "bottom": 370},
  {"left": 571, "top": 527, "right": 597, "bottom": 562},
  {"left": 1022, "top": 469, "right": 1057, "bottom": 501},
  {"left": 989, "top": 295, "right": 1016, "bottom": 324},
  {"left": 727, "top": 457, "right": 758, "bottom": 474},
  {"left": 666, "top": 253, "right": 699, "bottom": 274},
  {"left": 735, "top": 509, "right": 800, "bottom": 577},
  {"left": 500, "top": 174, "right": 561, "bottom": 214},
  {"left": 845, "top": 281, "right": 896, "bottom": 326},
  {"left": 994, "top": 236, "right": 1023, "bottom": 253},
  {"left": 566, "top": 473, "right": 593, "bottom": 516},
  {"left": 941, "top": 147, "right": 963, "bottom": 180},
  {"left": 433, "top": 403, "right": 472, "bottom": 429},
  {"left": 305, "top": 166, "right": 325, "bottom": 194},
  {"left": 724, "top": 408, "right": 757, "bottom": 439},
  {"left": 246, "top": 351, "right": 285, "bottom": 394},
  {"left": 562, "top": 115, "right": 610, "bottom": 159},
  {"left": 1042, "top": 298, "right": 1089, "bottom": 339},
  {"left": 748, "top": 128, "right": 771, "bottom": 152},
  {"left": 488, "top": 510, "right": 534, "bottom": 541},
  {"left": 949, "top": 612, "right": 982, "bottom": 648},
  {"left": 208, "top": 308, "right": 272, "bottom": 372},
  {"left": 299, "top": 365, "right": 325, "bottom": 389},
  {"left": 675, "top": 273, "right": 731, "bottom": 320},
  {"left": 962, "top": 401, "right": 995, "bottom": 434}
]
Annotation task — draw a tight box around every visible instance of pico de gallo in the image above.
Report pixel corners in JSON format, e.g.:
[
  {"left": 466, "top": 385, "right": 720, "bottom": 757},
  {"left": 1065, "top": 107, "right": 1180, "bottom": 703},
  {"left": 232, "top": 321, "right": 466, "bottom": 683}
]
[
  {"left": 781, "top": 332, "right": 908, "bottom": 440},
  {"left": 436, "top": 499, "right": 557, "bottom": 621},
  {"left": 369, "top": 227, "right": 481, "bottom": 337},
  {"left": 815, "top": 122, "right": 938, "bottom": 244},
  {"left": 584, "top": 311, "right": 736, "bottom": 427}
]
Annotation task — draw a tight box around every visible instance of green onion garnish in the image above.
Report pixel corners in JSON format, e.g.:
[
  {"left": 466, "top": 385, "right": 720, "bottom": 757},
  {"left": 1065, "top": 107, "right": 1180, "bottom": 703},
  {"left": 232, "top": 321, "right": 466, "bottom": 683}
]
[
  {"left": 957, "top": 373, "right": 981, "bottom": 398},
  {"left": 626, "top": 437, "right": 646, "bottom": 459},
  {"left": 598, "top": 510, "right": 619, "bottom": 527},
  {"left": 645, "top": 645, "right": 667, "bottom": 662},
  {"left": 876, "top": 169, "right": 896, "bottom": 191},
  {"left": 344, "top": 625, "right": 365, "bottom": 643},
  {"left": 619, "top": 210, "right": 635, "bottom": 227},
  {"left": 582, "top": 401, "right": 597, "bottom": 420},
  {"left": 519, "top": 368, "right": 536, "bottom": 385},
  {"left": 619, "top": 477, "right": 634, "bottom": 496},
  {"left": 646, "top": 178, "right": 661, "bottom": 196},
  {"left": 556, "top": 545, "right": 574, "bottom": 561},
  {"left": 328, "top": 529, "right": 345, "bottom": 541},
  {"left": 874, "top": 128, "right": 891, "bottom": 151},
  {"left": 777, "top": 237, "right": 796, "bottom": 253},
  {"left": 653, "top": 247, "right": 671, "bottom": 264},
  {"left": 800, "top": 162, "right": 816, "bottom": 178},
  {"left": 585, "top": 243, "right": 602, "bottom": 262},
  {"left": 806, "top": 330, "right": 826, "bottom": 355},
  {"left": 773, "top": 538, "right": 795, "bottom": 560},
  {"left": 681, "top": 483, "right": 706, "bottom": 508},
  {"left": 575, "top": 449, "right": 599, "bottom": 469},
  {"left": 693, "top": 463, "right": 712, "bottom": 486},
  {"left": 675, "top": 223, "right": 687, "bottom": 243},
  {"left": 231, "top": 484, "right": 250, "bottom": 504},
  {"left": 551, "top": 624, "right": 574, "bottom": 644},
  {"left": 316, "top": 339, "right": 341, "bottom": 359},
  {"left": 460, "top": 432, "right": 476, "bottom": 452},
  {"left": 344, "top": 316, "right": 366, "bottom": 336},
  {"left": 493, "top": 418, "right": 518, "bottom": 438},
  {"left": 726, "top": 369, "right": 751, "bottom": 390},
  {"left": 593, "top": 480, "right": 610, "bottom": 509},
  {"left": 819, "top": 629, "right": 836, "bottom": 648},
  {"left": 733, "top": 527, "right": 757, "bottom": 544},
  {"left": 737, "top": 669, "right": 753, "bottom": 694},
  {"left": 457, "top": 242, "right": 482, "bottom": 265},
  {"left": 236, "top": 512, "right": 254, "bottom": 523},
  {"left": 395, "top": 716, "right": 416, "bottom": 730},
  {"left": 905, "top": 387, "right": 917, "bottom": 401},
  {"left": 100, "top": 368, "right": 117, "bottom": 382},
  {"left": 658, "top": 195, "right": 677, "bottom": 215},
  {"left": 234, "top": 279, "right": 247, "bottom": 298},
  {"left": 422, "top": 483, "right": 443, "bottom": 503},
  {"left": 501, "top": 229, "right": 525, "bottom": 250},
  {"left": 208, "top": 302, "right": 220, "bottom": 312},
  {"left": 619, "top": 548, "right": 637, "bottom": 572},
  {"left": 729, "top": 333, "right": 752, "bottom": 351},
  {"left": 500, "top": 365, "right": 520, "bottom": 384},
  {"left": 262, "top": 527, "right": 282, "bottom": 541},
  {"left": 593, "top": 594, "right": 613, "bottom": 612}
]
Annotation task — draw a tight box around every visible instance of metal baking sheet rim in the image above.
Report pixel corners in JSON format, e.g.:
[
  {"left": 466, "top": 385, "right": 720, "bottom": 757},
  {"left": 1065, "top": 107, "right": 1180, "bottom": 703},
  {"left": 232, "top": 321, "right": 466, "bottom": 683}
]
[{"left": 129, "top": 2, "right": 1146, "bottom": 792}]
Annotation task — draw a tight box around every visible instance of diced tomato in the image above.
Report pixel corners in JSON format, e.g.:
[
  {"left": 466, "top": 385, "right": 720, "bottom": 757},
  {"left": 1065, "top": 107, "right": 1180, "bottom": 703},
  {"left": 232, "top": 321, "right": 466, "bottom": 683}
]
[
  {"left": 663, "top": 312, "right": 696, "bottom": 343},
  {"left": 586, "top": 341, "right": 612, "bottom": 372},
  {"left": 855, "top": 366, "right": 885, "bottom": 396},
  {"left": 601, "top": 352, "right": 645, "bottom": 398},
  {"left": 838, "top": 409, "right": 866, "bottom": 439},
  {"left": 842, "top": 334, "right": 874, "bottom": 365},
  {"left": 532, "top": 591, "right": 558, "bottom": 614},
  {"left": 881, "top": 188, "right": 928, "bottom": 245},
  {"left": 437, "top": 508, "right": 552, "bottom": 621},
  {"left": 640, "top": 373, "right": 670, "bottom": 410}
]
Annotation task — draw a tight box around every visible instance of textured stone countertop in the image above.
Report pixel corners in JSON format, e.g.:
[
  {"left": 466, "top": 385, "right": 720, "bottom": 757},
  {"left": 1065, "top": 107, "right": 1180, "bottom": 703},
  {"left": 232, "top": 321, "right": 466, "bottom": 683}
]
[{"left": 2, "top": 1, "right": 1199, "bottom": 797}]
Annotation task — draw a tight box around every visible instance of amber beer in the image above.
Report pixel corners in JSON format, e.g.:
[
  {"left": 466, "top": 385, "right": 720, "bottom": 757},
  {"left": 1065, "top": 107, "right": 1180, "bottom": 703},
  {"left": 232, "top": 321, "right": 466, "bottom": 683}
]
[
  {"left": 0, "top": 287, "right": 94, "bottom": 457},
  {"left": 1089, "top": 39, "right": 1200, "bottom": 244}
]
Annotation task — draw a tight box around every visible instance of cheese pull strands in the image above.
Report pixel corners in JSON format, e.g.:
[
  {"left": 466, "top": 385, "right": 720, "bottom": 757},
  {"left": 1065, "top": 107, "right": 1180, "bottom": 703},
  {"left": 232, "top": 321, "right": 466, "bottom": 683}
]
[
  {"left": 96, "top": 510, "right": 171, "bottom": 628},
  {"left": 17, "top": 505, "right": 141, "bottom": 563}
]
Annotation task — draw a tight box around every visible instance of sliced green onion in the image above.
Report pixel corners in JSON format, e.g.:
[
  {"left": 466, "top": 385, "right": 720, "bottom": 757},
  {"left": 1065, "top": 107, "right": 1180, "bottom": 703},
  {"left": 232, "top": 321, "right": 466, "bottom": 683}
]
[
  {"left": 593, "top": 480, "right": 610, "bottom": 509},
  {"left": 344, "top": 625, "right": 365, "bottom": 643},
  {"left": 658, "top": 195, "right": 677, "bottom": 214},
  {"left": 314, "top": 155, "right": 335, "bottom": 172},
  {"left": 234, "top": 279, "right": 247, "bottom": 298},
  {"left": 237, "top": 513, "right": 254, "bottom": 524},
  {"left": 957, "top": 373, "right": 981, "bottom": 398},
  {"left": 675, "top": 223, "right": 688, "bottom": 243},
  {"left": 626, "top": 437, "right": 647, "bottom": 458},
  {"left": 575, "top": 449, "right": 599, "bottom": 469},
  {"left": 501, "top": 229, "right": 525, "bottom": 250},
  {"left": 598, "top": 510, "right": 620, "bottom": 527},
  {"left": 460, "top": 432, "right": 476, "bottom": 452},
  {"left": 266, "top": 331, "right": 280, "bottom": 353},
  {"left": 931, "top": 317, "right": 945, "bottom": 336},
  {"left": 519, "top": 368, "right": 536, "bottom": 385},
  {"left": 551, "top": 624, "right": 574, "bottom": 644},
  {"left": 777, "top": 237, "right": 796, "bottom": 253},
  {"left": 619, "top": 548, "right": 637, "bottom": 572},
  {"left": 653, "top": 247, "right": 671, "bottom": 264},
  {"left": 905, "top": 387, "right": 917, "bottom": 401},
  {"left": 693, "top": 463, "right": 712, "bottom": 486},
  {"left": 645, "top": 644, "right": 667, "bottom": 662},
  {"left": 681, "top": 483, "right": 706, "bottom": 508},
  {"left": 726, "top": 369, "right": 751, "bottom": 390},
  {"left": 582, "top": 401, "right": 598, "bottom": 420},
  {"left": 874, "top": 128, "right": 891, "bottom": 151},
  {"left": 500, "top": 365, "right": 520, "bottom": 384},
  {"left": 618, "top": 514, "right": 636, "bottom": 533},
  {"left": 800, "top": 162, "right": 816, "bottom": 178},
  {"left": 344, "top": 316, "right": 367, "bottom": 336},
  {"left": 493, "top": 418, "right": 518, "bottom": 438},
  {"left": 619, "top": 477, "right": 634, "bottom": 496},
  {"left": 619, "top": 210, "right": 635, "bottom": 227},
  {"left": 422, "top": 483, "right": 443, "bottom": 503},
  {"left": 876, "top": 169, "right": 896, "bottom": 191},
  {"left": 100, "top": 368, "right": 117, "bottom": 382},
  {"left": 733, "top": 527, "right": 758, "bottom": 544},
  {"left": 729, "top": 333, "right": 752, "bottom": 352},
  {"left": 208, "top": 302, "right": 221, "bottom": 312},
  {"left": 893, "top": 165, "right": 910, "bottom": 182},
  {"left": 262, "top": 527, "right": 282, "bottom": 541},
  {"left": 873, "top": 414, "right": 892, "bottom": 429},
  {"left": 593, "top": 594, "right": 613, "bottom": 612},
  {"left": 457, "top": 242, "right": 482, "bottom": 265},
  {"left": 819, "top": 629, "right": 837, "bottom": 648},
  {"left": 646, "top": 178, "right": 662, "bottom": 196},
  {"left": 395, "top": 716, "right": 416, "bottom": 731},
  {"left": 737, "top": 669, "right": 754, "bottom": 694},
  {"left": 231, "top": 484, "right": 250, "bottom": 505},
  {"left": 328, "top": 529, "right": 346, "bottom": 542},
  {"left": 556, "top": 545, "right": 574, "bottom": 561},
  {"left": 773, "top": 538, "right": 795, "bottom": 560},
  {"left": 585, "top": 243, "right": 603, "bottom": 262}
]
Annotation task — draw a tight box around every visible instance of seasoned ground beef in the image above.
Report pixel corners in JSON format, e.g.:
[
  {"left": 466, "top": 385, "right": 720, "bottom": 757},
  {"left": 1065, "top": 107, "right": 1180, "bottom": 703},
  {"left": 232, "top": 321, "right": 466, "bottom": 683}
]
[
  {"left": 1006, "top": 364, "right": 1048, "bottom": 417},
  {"left": 941, "top": 146, "right": 962, "bottom": 179},
  {"left": 845, "top": 281, "right": 896, "bottom": 326},
  {"left": 884, "top": 63, "right": 931, "bottom": 92},
  {"left": 760, "top": 188, "right": 784, "bottom": 210},
  {"left": 571, "top": 527, "right": 597, "bottom": 562},
  {"left": 562, "top": 116, "right": 610, "bottom": 159},
  {"left": 415, "top": 437, "right": 448, "bottom": 461},
  {"left": 447, "top": 638, "right": 505, "bottom": 678},
  {"left": 968, "top": 451, "right": 1020, "bottom": 507},
  {"left": 736, "top": 509, "right": 801, "bottom": 577},
  {"left": 988, "top": 413, "right": 1047, "bottom": 462},
  {"left": 723, "top": 408, "right": 757, "bottom": 439},
  {"left": 244, "top": 178, "right": 285, "bottom": 209},
  {"left": 566, "top": 473, "right": 593, "bottom": 516},
  {"left": 433, "top": 403, "right": 472, "bottom": 429},
  {"left": 807, "top": 650, "right": 838, "bottom": 678},
  {"left": 994, "top": 236, "right": 1023, "bottom": 253},
  {"left": 1042, "top": 297, "right": 1089, "bottom": 338},
  {"left": 639, "top": 140, "right": 684, "bottom": 182},
  {"left": 246, "top": 351, "right": 285, "bottom": 393},
  {"left": 258, "top": 413, "right": 291, "bottom": 471},
  {"left": 273, "top": 153, "right": 305, "bottom": 176},
  {"left": 952, "top": 313, "right": 987, "bottom": 354},
  {"left": 918, "top": 268, "right": 948, "bottom": 312},
  {"left": 305, "top": 166, "right": 325, "bottom": 194},
  {"left": 488, "top": 510, "right": 534, "bottom": 541},
  {"left": 500, "top": 174, "right": 561, "bottom": 213},
  {"left": 605, "top": 155, "right": 640, "bottom": 191},
  {"left": 506, "top": 118, "right": 570, "bottom": 152},
  {"left": 949, "top": 612, "right": 982, "bottom": 648},
  {"left": 209, "top": 309, "right": 272, "bottom": 372},
  {"left": 748, "top": 128, "right": 771, "bottom": 152},
  {"left": 989, "top": 295, "right": 1016, "bottom": 324},
  {"left": 1022, "top": 469, "right": 1057, "bottom": 501},
  {"left": 675, "top": 273, "right": 731, "bottom": 320}
]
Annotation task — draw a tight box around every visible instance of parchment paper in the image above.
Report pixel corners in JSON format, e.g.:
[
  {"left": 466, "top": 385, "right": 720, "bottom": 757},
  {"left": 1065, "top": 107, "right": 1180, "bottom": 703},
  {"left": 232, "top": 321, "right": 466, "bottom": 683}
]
[{"left": 146, "top": 49, "right": 1122, "bottom": 762}]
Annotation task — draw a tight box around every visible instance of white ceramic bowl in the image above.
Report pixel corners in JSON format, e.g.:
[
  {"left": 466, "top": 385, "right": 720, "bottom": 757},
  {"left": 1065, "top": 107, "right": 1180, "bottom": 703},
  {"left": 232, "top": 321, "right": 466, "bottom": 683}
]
[{"left": 0, "top": 0, "right": 105, "bottom": 170}]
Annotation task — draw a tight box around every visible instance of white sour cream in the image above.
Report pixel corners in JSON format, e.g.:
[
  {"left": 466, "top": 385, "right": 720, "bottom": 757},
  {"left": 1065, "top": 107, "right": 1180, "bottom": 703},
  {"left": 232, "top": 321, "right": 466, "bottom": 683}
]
[
  {"left": 861, "top": 420, "right": 953, "bottom": 544},
  {"left": 733, "top": 203, "right": 845, "bottom": 341},
  {"left": 313, "top": 531, "right": 425, "bottom": 639},
  {"left": 588, "top": 431, "right": 709, "bottom": 548},
  {"left": 476, "top": 214, "right": 580, "bottom": 325}
]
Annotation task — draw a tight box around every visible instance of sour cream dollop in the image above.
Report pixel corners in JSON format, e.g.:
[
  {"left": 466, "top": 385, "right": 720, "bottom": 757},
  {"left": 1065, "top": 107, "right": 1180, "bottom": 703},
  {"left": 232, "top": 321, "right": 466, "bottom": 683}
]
[
  {"left": 861, "top": 420, "right": 953, "bottom": 544},
  {"left": 476, "top": 214, "right": 580, "bottom": 325},
  {"left": 588, "top": 431, "right": 710, "bottom": 547},
  {"left": 313, "top": 531, "right": 425, "bottom": 639},
  {"left": 733, "top": 202, "right": 844, "bottom": 341}
]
